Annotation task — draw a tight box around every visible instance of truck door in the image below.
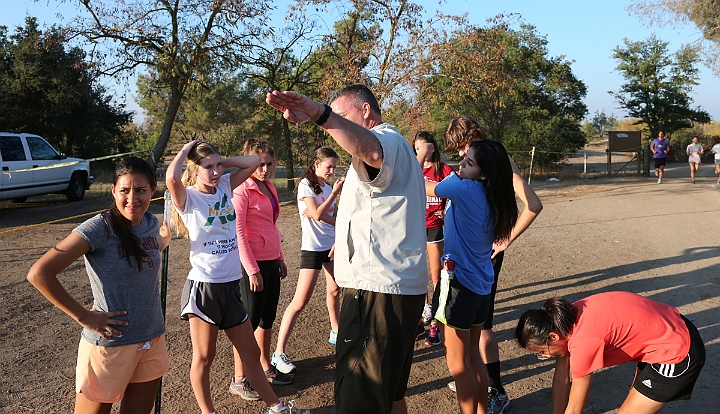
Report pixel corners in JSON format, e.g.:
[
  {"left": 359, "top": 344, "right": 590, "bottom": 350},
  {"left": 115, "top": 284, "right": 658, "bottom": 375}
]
[{"left": 0, "top": 135, "right": 34, "bottom": 200}]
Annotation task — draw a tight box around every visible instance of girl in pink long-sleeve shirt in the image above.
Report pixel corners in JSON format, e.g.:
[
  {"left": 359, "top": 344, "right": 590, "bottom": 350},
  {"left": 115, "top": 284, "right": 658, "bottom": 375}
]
[{"left": 231, "top": 139, "right": 293, "bottom": 388}]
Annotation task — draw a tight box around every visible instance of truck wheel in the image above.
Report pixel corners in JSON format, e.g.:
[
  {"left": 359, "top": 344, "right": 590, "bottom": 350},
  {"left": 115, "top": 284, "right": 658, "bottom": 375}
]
[{"left": 66, "top": 173, "right": 86, "bottom": 201}]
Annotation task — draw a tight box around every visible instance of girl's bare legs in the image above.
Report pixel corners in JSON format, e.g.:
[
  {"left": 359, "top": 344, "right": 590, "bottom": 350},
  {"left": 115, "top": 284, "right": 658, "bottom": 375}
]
[
  {"left": 74, "top": 395, "right": 112, "bottom": 414},
  {"left": 469, "top": 326, "right": 489, "bottom": 414},
  {"left": 233, "top": 327, "right": 273, "bottom": 380},
  {"left": 119, "top": 379, "right": 162, "bottom": 414},
  {"left": 323, "top": 261, "right": 340, "bottom": 333},
  {"left": 617, "top": 386, "right": 666, "bottom": 414},
  {"left": 690, "top": 162, "right": 699, "bottom": 182},
  {"left": 274, "top": 268, "right": 321, "bottom": 354},
  {"left": 188, "top": 316, "right": 219, "bottom": 414},
  {"left": 427, "top": 240, "right": 443, "bottom": 290},
  {"left": 226, "top": 321, "right": 281, "bottom": 407},
  {"left": 442, "top": 323, "right": 487, "bottom": 414}
]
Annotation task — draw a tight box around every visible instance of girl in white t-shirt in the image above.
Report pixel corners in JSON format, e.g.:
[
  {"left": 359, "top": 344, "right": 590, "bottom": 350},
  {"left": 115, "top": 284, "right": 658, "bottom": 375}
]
[
  {"left": 686, "top": 136, "right": 703, "bottom": 184},
  {"left": 711, "top": 136, "right": 720, "bottom": 183},
  {"left": 167, "top": 140, "right": 309, "bottom": 414},
  {"left": 271, "top": 147, "right": 345, "bottom": 375}
]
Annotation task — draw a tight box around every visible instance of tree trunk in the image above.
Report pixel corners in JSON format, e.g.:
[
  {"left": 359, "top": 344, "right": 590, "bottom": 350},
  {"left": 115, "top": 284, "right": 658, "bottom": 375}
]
[
  {"left": 282, "top": 117, "right": 295, "bottom": 190},
  {"left": 151, "top": 86, "right": 184, "bottom": 168}
]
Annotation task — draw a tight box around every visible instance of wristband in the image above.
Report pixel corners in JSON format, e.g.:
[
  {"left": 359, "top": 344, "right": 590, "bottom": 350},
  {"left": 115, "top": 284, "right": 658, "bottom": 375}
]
[{"left": 315, "top": 104, "right": 332, "bottom": 126}]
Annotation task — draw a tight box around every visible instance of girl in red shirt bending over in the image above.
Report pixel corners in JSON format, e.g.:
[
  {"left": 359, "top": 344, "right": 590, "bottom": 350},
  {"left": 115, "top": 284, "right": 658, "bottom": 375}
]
[{"left": 515, "top": 291, "right": 705, "bottom": 414}]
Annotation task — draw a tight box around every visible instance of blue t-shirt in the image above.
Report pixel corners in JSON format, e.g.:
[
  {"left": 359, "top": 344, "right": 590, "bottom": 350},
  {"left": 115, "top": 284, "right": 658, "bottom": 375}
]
[
  {"left": 435, "top": 174, "right": 496, "bottom": 295},
  {"left": 651, "top": 138, "right": 669, "bottom": 159}
]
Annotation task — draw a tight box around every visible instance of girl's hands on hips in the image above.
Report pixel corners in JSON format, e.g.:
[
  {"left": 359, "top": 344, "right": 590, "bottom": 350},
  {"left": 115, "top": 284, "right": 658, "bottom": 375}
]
[{"left": 80, "top": 308, "right": 128, "bottom": 340}]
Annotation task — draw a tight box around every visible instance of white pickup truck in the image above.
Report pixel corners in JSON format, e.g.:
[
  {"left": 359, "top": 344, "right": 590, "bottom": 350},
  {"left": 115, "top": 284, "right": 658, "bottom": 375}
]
[{"left": 0, "top": 132, "right": 93, "bottom": 202}]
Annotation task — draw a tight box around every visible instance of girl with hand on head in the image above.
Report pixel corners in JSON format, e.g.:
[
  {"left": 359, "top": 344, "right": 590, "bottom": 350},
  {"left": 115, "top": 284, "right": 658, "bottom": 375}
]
[
  {"left": 231, "top": 139, "right": 294, "bottom": 388},
  {"left": 515, "top": 292, "right": 705, "bottom": 414},
  {"left": 413, "top": 131, "right": 455, "bottom": 347},
  {"left": 425, "top": 139, "right": 519, "bottom": 414},
  {"left": 271, "top": 146, "right": 345, "bottom": 375},
  {"left": 167, "top": 140, "right": 308, "bottom": 414},
  {"left": 27, "top": 157, "right": 171, "bottom": 414}
]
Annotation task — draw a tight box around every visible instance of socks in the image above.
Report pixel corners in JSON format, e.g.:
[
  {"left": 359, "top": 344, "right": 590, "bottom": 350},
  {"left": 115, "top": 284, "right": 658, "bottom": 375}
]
[
  {"left": 269, "top": 401, "right": 285, "bottom": 412},
  {"left": 485, "top": 361, "right": 506, "bottom": 394}
]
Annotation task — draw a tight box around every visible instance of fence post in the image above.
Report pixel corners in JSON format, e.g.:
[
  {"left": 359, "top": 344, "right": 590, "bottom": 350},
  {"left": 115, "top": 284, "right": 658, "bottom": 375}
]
[
  {"left": 155, "top": 191, "right": 172, "bottom": 414},
  {"left": 528, "top": 147, "right": 536, "bottom": 184},
  {"left": 583, "top": 151, "right": 587, "bottom": 174}
]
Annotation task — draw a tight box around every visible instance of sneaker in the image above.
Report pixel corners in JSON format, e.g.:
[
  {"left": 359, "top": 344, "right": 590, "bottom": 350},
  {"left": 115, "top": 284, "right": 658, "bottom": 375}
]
[
  {"left": 265, "top": 366, "right": 294, "bottom": 385},
  {"left": 654, "top": 170, "right": 658, "bottom": 177},
  {"left": 422, "top": 303, "right": 433, "bottom": 324},
  {"left": 265, "top": 400, "right": 311, "bottom": 414},
  {"left": 228, "top": 376, "right": 261, "bottom": 401},
  {"left": 415, "top": 319, "right": 426, "bottom": 340},
  {"left": 448, "top": 381, "right": 456, "bottom": 392},
  {"left": 272, "top": 352, "right": 297, "bottom": 374},
  {"left": 425, "top": 323, "right": 442, "bottom": 346},
  {"left": 488, "top": 387, "right": 511, "bottom": 414},
  {"left": 328, "top": 330, "right": 337, "bottom": 345},
  {"left": 657, "top": 179, "right": 662, "bottom": 184}
]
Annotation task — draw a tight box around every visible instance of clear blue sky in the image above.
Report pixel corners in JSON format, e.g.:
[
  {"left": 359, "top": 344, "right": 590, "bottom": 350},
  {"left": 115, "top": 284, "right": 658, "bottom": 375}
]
[{"left": 2, "top": 0, "right": 718, "bottom": 122}]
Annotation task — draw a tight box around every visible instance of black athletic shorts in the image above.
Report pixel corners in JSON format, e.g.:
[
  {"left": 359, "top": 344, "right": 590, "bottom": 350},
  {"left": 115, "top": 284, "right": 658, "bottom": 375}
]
[
  {"left": 654, "top": 158, "right": 667, "bottom": 169},
  {"left": 299, "top": 249, "right": 332, "bottom": 270},
  {"left": 632, "top": 316, "right": 705, "bottom": 402},
  {"left": 484, "top": 251, "right": 504, "bottom": 329},
  {"left": 426, "top": 227, "right": 444, "bottom": 243},
  {"left": 180, "top": 279, "right": 249, "bottom": 330},
  {"left": 432, "top": 269, "right": 491, "bottom": 330}
]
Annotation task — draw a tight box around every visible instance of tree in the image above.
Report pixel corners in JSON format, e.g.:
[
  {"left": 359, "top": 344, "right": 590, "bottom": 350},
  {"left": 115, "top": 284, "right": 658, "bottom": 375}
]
[
  {"left": 583, "top": 110, "right": 619, "bottom": 139},
  {"left": 419, "top": 22, "right": 588, "bottom": 165},
  {"left": 628, "top": 0, "right": 720, "bottom": 75},
  {"left": 610, "top": 35, "right": 710, "bottom": 137},
  {"left": 243, "top": 18, "right": 326, "bottom": 189},
  {"left": 66, "top": 0, "right": 272, "bottom": 165},
  {"left": 0, "top": 17, "right": 131, "bottom": 158},
  {"left": 295, "top": 0, "right": 451, "bottom": 106}
]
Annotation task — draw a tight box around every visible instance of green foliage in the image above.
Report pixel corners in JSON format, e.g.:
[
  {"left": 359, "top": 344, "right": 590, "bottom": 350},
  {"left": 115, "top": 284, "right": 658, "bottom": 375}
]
[
  {"left": 610, "top": 35, "right": 710, "bottom": 137},
  {"left": 0, "top": 17, "right": 132, "bottom": 158},
  {"left": 419, "top": 22, "right": 588, "bottom": 168},
  {"left": 68, "top": 0, "right": 273, "bottom": 164},
  {"left": 629, "top": 0, "right": 720, "bottom": 76}
]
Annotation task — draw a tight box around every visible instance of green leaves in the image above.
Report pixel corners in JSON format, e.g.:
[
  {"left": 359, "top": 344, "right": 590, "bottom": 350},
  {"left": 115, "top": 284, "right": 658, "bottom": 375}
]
[
  {"left": 610, "top": 34, "right": 710, "bottom": 137},
  {"left": 0, "top": 17, "right": 132, "bottom": 158}
]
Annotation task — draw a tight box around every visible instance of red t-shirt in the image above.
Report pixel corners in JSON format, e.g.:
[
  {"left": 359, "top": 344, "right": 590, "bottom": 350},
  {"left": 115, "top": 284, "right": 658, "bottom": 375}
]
[
  {"left": 423, "top": 163, "right": 455, "bottom": 229},
  {"left": 567, "top": 292, "right": 690, "bottom": 379}
]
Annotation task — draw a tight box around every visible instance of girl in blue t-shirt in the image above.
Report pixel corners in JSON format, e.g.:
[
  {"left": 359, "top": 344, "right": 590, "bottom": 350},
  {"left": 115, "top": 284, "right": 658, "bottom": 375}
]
[{"left": 424, "top": 139, "right": 518, "bottom": 414}]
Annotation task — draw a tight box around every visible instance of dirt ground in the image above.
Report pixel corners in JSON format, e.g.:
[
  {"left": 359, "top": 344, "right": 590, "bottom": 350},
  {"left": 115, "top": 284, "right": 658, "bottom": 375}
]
[{"left": 1, "top": 156, "right": 719, "bottom": 414}]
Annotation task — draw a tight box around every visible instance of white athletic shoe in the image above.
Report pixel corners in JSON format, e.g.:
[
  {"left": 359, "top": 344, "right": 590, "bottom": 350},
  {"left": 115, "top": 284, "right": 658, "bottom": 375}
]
[
  {"left": 422, "top": 303, "right": 433, "bottom": 325},
  {"left": 272, "top": 352, "right": 297, "bottom": 374}
]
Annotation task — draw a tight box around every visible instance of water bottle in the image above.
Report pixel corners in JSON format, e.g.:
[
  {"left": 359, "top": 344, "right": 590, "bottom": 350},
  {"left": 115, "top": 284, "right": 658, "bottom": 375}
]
[{"left": 163, "top": 190, "right": 172, "bottom": 224}]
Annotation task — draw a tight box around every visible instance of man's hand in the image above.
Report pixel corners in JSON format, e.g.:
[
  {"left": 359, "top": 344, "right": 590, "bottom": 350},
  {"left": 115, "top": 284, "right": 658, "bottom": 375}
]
[{"left": 266, "top": 91, "right": 325, "bottom": 124}]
